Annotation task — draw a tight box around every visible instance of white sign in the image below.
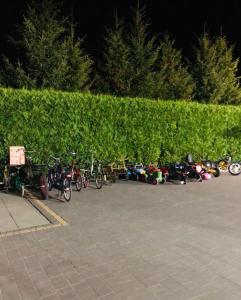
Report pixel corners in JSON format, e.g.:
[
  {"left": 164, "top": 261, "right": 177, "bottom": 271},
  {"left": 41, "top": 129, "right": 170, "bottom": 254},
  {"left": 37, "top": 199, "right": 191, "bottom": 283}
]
[{"left": 9, "top": 146, "right": 25, "bottom": 166}]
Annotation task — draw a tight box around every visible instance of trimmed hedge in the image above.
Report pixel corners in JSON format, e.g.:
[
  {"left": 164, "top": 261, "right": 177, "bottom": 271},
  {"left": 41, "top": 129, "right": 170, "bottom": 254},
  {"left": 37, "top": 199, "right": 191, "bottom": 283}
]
[{"left": 0, "top": 88, "right": 241, "bottom": 163}]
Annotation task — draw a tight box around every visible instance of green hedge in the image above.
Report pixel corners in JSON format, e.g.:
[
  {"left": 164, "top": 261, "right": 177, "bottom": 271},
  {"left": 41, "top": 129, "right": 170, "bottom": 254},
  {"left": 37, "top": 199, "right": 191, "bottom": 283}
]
[{"left": 0, "top": 88, "right": 241, "bottom": 163}]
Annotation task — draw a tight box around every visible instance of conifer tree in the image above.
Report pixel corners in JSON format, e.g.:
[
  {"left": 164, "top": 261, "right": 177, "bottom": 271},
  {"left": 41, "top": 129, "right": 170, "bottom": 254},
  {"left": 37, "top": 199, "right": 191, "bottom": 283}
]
[
  {"left": 96, "top": 16, "right": 131, "bottom": 96},
  {"left": 0, "top": 0, "right": 93, "bottom": 91},
  {"left": 126, "top": 5, "right": 160, "bottom": 98},
  {"left": 192, "top": 33, "right": 241, "bottom": 104},
  {"left": 155, "top": 35, "right": 194, "bottom": 100},
  {"left": 97, "top": 5, "right": 160, "bottom": 98}
]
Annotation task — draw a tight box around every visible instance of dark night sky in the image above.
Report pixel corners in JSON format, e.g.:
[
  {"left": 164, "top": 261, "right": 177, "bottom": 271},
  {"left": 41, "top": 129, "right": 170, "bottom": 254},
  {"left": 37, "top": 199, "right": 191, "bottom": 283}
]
[{"left": 0, "top": 0, "right": 241, "bottom": 64}]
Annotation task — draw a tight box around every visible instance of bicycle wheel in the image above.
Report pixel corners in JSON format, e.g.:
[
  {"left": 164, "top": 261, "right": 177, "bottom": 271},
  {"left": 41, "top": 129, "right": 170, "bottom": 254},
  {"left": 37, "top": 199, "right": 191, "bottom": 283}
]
[
  {"left": 228, "top": 163, "right": 241, "bottom": 176},
  {"left": 218, "top": 160, "right": 229, "bottom": 171},
  {"left": 103, "top": 174, "right": 112, "bottom": 185},
  {"left": 111, "top": 172, "right": 116, "bottom": 183},
  {"left": 83, "top": 174, "right": 90, "bottom": 188},
  {"left": 212, "top": 167, "right": 220, "bottom": 177},
  {"left": 47, "top": 173, "right": 53, "bottom": 191},
  {"left": 21, "top": 184, "right": 25, "bottom": 197},
  {"left": 63, "top": 178, "right": 71, "bottom": 201},
  {"left": 75, "top": 176, "right": 82, "bottom": 191},
  {"left": 39, "top": 174, "right": 48, "bottom": 200},
  {"left": 95, "top": 173, "right": 103, "bottom": 189}
]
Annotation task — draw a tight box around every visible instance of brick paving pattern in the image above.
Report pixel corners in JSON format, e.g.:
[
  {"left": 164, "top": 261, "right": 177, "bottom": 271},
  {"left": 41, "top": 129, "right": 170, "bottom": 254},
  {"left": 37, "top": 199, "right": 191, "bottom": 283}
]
[{"left": 0, "top": 173, "right": 241, "bottom": 299}]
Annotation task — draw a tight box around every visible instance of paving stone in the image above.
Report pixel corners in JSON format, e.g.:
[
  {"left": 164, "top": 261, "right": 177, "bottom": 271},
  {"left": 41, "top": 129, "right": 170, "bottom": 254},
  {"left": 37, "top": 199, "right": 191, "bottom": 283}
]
[
  {"left": 14, "top": 271, "right": 32, "bottom": 286},
  {"left": 35, "top": 280, "right": 55, "bottom": 298},
  {"left": 1, "top": 283, "right": 21, "bottom": 300},
  {"left": 43, "top": 265, "right": 61, "bottom": 278},
  {"left": 50, "top": 275, "right": 70, "bottom": 290},
  {"left": 73, "top": 268, "right": 97, "bottom": 280},
  {"left": 0, "top": 276, "right": 15, "bottom": 288},
  {"left": 63, "top": 269, "right": 84, "bottom": 285},
  {"left": 100, "top": 269, "right": 136, "bottom": 286},
  {"left": 0, "top": 267, "right": 11, "bottom": 277},
  {"left": 72, "top": 281, "right": 91, "bottom": 293},
  {"left": 6, "top": 249, "right": 21, "bottom": 262},
  {"left": 98, "top": 293, "right": 119, "bottom": 300},
  {"left": 41, "top": 294, "right": 61, "bottom": 300},
  {"left": 57, "top": 286, "right": 79, "bottom": 300},
  {"left": 77, "top": 288, "right": 99, "bottom": 300},
  {"left": 19, "top": 282, "right": 41, "bottom": 300},
  {"left": 85, "top": 276, "right": 113, "bottom": 297},
  {"left": 117, "top": 287, "right": 159, "bottom": 300},
  {"left": 30, "top": 271, "right": 49, "bottom": 284},
  {"left": 148, "top": 283, "right": 173, "bottom": 299},
  {"left": 107, "top": 279, "right": 145, "bottom": 295},
  {"left": 24, "top": 257, "right": 44, "bottom": 274}
]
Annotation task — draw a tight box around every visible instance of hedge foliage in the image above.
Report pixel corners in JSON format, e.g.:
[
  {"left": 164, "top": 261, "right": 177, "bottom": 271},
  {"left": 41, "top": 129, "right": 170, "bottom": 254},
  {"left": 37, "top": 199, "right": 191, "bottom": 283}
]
[{"left": 1, "top": 88, "right": 241, "bottom": 164}]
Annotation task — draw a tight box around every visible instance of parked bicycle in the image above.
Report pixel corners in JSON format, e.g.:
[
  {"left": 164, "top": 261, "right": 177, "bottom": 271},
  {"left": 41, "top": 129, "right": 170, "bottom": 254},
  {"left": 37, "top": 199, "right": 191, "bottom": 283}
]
[
  {"left": 81, "top": 154, "right": 103, "bottom": 189},
  {"left": 70, "top": 159, "right": 82, "bottom": 191},
  {"left": 66, "top": 152, "right": 82, "bottom": 191},
  {"left": 215, "top": 154, "right": 241, "bottom": 176},
  {"left": 20, "top": 152, "right": 48, "bottom": 199},
  {"left": 47, "top": 156, "right": 72, "bottom": 201}
]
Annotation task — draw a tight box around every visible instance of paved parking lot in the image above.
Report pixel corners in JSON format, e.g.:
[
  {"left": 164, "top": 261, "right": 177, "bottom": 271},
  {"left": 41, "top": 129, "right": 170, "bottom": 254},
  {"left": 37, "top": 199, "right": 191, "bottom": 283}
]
[{"left": 1, "top": 173, "right": 241, "bottom": 299}]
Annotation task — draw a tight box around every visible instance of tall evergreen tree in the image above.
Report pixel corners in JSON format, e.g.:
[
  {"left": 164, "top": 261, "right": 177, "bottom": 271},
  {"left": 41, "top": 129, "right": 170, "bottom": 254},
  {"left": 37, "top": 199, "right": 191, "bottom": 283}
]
[
  {"left": 62, "top": 25, "right": 93, "bottom": 91},
  {"left": 0, "top": 0, "right": 92, "bottom": 91},
  {"left": 126, "top": 5, "right": 160, "bottom": 98},
  {"left": 154, "top": 35, "right": 194, "bottom": 100},
  {"left": 97, "top": 5, "right": 160, "bottom": 98},
  {"left": 192, "top": 33, "right": 241, "bottom": 104},
  {"left": 95, "top": 16, "right": 131, "bottom": 96}
]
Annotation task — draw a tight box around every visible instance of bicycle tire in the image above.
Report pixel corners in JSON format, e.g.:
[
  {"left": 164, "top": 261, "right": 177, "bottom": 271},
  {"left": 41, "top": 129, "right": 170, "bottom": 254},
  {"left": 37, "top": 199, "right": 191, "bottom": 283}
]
[
  {"left": 40, "top": 175, "right": 48, "bottom": 200},
  {"left": 212, "top": 167, "right": 220, "bottom": 177},
  {"left": 95, "top": 173, "right": 103, "bottom": 189},
  {"left": 83, "top": 175, "right": 89, "bottom": 188},
  {"left": 103, "top": 174, "right": 112, "bottom": 185},
  {"left": 75, "top": 176, "right": 82, "bottom": 191},
  {"left": 21, "top": 184, "right": 25, "bottom": 197},
  {"left": 228, "top": 163, "right": 241, "bottom": 176},
  {"left": 218, "top": 160, "right": 229, "bottom": 171},
  {"left": 63, "top": 178, "right": 71, "bottom": 201},
  {"left": 47, "top": 174, "right": 53, "bottom": 191},
  {"left": 111, "top": 172, "right": 117, "bottom": 183}
]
